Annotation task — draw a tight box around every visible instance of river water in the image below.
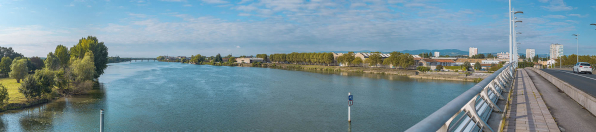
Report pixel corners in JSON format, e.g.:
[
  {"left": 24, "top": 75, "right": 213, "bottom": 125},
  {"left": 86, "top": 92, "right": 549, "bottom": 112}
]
[{"left": 0, "top": 62, "right": 476, "bottom": 131}]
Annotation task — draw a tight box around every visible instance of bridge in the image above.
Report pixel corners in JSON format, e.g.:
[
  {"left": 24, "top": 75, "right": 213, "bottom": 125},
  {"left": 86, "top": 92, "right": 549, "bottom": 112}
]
[
  {"left": 406, "top": 63, "right": 596, "bottom": 132},
  {"left": 122, "top": 58, "right": 157, "bottom": 62}
]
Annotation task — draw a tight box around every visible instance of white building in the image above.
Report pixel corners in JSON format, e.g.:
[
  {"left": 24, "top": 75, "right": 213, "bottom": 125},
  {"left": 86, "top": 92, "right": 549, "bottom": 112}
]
[
  {"left": 526, "top": 49, "right": 535, "bottom": 61},
  {"left": 434, "top": 52, "right": 440, "bottom": 57},
  {"left": 497, "top": 52, "right": 509, "bottom": 59},
  {"left": 481, "top": 60, "right": 500, "bottom": 64},
  {"left": 469, "top": 47, "right": 478, "bottom": 57},
  {"left": 550, "top": 44, "right": 563, "bottom": 59}
]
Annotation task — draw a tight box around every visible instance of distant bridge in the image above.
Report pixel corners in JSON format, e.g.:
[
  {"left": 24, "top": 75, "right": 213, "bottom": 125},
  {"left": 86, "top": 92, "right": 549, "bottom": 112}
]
[{"left": 120, "top": 58, "right": 157, "bottom": 62}]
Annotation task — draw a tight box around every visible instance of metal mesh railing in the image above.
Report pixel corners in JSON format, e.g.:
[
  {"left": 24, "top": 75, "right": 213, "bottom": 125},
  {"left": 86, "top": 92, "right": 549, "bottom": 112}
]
[{"left": 406, "top": 62, "right": 516, "bottom": 132}]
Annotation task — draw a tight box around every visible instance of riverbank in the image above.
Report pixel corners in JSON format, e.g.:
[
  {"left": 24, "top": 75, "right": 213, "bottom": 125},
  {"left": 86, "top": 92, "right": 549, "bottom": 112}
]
[
  {"left": 0, "top": 78, "right": 59, "bottom": 112},
  {"left": 238, "top": 63, "right": 486, "bottom": 82}
]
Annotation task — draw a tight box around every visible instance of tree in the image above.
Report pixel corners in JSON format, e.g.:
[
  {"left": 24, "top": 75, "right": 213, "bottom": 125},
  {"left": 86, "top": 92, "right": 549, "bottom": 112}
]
[
  {"left": 190, "top": 54, "right": 205, "bottom": 64},
  {"left": 532, "top": 55, "right": 539, "bottom": 62},
  {"left": 487, "top": 53, "right": 494, "bottom": 58},
  {"left": 474, "top": 62, "right": 482, "bottom": 70},
  {"left": 0, "top": 84, "right": 9, "bottom": 105},
  {"left": 436, "top": 65, "right": 443, "bottom": 70},
  {"left": 462, "top": 61, "right": 471, "bottom": 71},
  {"left": 156, "top": 56, "right": 165, "bottom": 61},
  {"left": 30, "top": 57, "right": 44, "bottom": 70},
  {"left": 215, "top": 53, "right": 223, "bottom": 62},
  {"left": 9, "top": 59, "right": 28, "bottom": 83},
  {"left": 399, "top": 53, "right": 415, "bottom": 69},
  {"left": 337, "top": 52, "right": 356, "bottom": 66},
  {"left": 70, "top": 36, "right": 108, "bottom": 78},
  {"left": 383, "top": 52, "right": 402, "bottom": 68},
  {"left": 229, "top": 57, "right": 236, "bottom": 63},
  {"left": 32, "top": 69, "right": 55, "bottom": 95},
  {"left": 45, "top": 52, "right": 61, "bottom": 70},
  {"left": 71, "top": 51, "right": 96, "bottom": 82},
  {"left": 352, "top": 57, "right": 363, "bottom": 66},
  {"left": 256, "top": 54, "right": 268, "bottom": 61},
  {"left": 55, "top": 45, "right": 70, "bottom": 68},
  {"left": 365, "top": 53, "right": 383, "bottom": 67},
  {"left": 0, "top": 57, "right": 12, "bottom": 77}
]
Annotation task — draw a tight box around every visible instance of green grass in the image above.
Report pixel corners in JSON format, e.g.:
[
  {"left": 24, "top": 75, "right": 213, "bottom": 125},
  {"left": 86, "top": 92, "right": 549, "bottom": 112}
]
[{"left": 0, "top": 78, "right": 27, "bottom": 104}]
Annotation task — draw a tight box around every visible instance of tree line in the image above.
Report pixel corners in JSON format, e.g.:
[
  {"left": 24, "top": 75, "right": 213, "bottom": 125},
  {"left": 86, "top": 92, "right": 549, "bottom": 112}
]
[
  {"left": 269, "top": 52, "right": 335, "bottom": 66},
  {"left": 0, "top": 36, "right": 108, "bottom": 105}
]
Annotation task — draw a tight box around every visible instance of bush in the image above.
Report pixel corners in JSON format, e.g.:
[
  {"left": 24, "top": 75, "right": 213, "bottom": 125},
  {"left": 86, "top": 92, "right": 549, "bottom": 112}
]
[
  {"left": 417, "top": 66, "right": 431, "bottom": 72},
  {"left": 0, "top": 84, "right": 9, "bottom": 105},
  {"left": 436, "top": 65, "right": 443, "bottom": 71},
  {"left": 445, "top": 66, "right": 463, "bottom": 70}
]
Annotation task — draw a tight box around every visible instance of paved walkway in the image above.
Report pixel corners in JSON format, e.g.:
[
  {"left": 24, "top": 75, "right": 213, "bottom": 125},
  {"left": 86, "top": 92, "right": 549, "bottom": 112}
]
[
  {"left": 526, "top": 68, "right": 596, "bottom": 131},
  {"left": 504, "top": 69, "right": 559, "bottom": 132}
]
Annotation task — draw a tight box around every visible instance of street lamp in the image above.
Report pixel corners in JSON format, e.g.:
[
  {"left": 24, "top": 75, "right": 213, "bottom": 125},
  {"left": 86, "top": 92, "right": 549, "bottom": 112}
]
[
  {"left": 573, "top": 34, "right": 579, "bottom": 63},
  {"left": 513, "top": 18, "right": 522, "bottom": 63},
  {"left": 591, "top": 23, "right": 596, "bottom": 30}
]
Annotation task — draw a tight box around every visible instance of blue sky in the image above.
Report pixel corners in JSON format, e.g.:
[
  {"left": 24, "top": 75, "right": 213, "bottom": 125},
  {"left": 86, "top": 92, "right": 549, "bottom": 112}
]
[{"left": 0, "top": 0, "right": 594, "bottom": 57}]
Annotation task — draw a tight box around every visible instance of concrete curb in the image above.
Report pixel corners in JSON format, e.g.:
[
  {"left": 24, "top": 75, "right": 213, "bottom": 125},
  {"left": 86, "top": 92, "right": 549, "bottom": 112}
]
[{"left": 527, "top": 67, "right": 596, "bottom": 116}]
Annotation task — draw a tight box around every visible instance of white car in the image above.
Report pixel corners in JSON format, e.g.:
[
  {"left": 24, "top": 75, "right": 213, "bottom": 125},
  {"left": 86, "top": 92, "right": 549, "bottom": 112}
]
[{"left": 573, "top": 62, "right": 592, "bottom": 74}]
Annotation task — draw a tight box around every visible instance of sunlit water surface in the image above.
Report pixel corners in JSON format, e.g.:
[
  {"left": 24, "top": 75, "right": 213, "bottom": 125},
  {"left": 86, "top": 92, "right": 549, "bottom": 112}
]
[{"left": 0, "top": 62, "right": 476, "bottom": 131}]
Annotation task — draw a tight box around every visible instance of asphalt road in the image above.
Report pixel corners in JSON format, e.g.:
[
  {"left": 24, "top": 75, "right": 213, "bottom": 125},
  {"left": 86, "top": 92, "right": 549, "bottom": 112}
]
[{"left": 541, "top": 69, "right": 596, "bottom": 97}]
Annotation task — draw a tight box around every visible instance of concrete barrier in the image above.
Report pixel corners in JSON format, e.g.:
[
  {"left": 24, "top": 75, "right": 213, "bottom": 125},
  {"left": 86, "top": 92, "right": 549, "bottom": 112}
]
[{"left": 527, "top": 67, "right": 596, "bottom": 116}]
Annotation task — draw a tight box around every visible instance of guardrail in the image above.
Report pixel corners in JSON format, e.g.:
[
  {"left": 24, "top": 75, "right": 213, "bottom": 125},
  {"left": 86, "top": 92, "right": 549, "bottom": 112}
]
[{"left": 406, "top": 62, "right": 516, "bottom": 132}]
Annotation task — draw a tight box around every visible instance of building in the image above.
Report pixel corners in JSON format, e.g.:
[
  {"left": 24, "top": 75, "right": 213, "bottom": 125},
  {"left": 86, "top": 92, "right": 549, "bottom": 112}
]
[
  {"left": 469, "top": 47, "right": 478, "bottom": 57},
  {"left": 236, "top": 58, "right": 264, "bottom": 63},
  {"left": 454, "top": 59, "right": 484, "bottom": 66},
  {"left": 434, "top": 52, "right": 440, "bottom": 57},
  {"left": 497, "top": 52, "right": 509, "bottom": 59},
  {"left": 419, "top": 59, "right": 455, "bottom": 70},
  {"left": 526, "top": 49, "right": 535, "bottom": 61},
  {"left": 481, "top": 60, "right": 500, "bottom": 64},
  {"left": 550, "top": 44, "right": 563, "bottom": 59}
]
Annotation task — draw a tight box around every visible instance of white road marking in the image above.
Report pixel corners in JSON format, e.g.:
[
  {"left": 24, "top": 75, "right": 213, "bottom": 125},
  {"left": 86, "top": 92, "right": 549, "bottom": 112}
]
[{"left": 555, "top": 70, "right": 596, "bottom": 81}]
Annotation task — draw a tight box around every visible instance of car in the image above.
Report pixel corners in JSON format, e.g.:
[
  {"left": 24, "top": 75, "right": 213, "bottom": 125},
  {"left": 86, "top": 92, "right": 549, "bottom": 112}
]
[{"left": 573, "top": 62, "right": 592, "bottom": 74}]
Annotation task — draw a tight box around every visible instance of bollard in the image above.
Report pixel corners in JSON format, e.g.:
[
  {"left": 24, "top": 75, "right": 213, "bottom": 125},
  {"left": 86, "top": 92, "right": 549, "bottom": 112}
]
[
  {"left": 100, "top": 109, "right": 104, "bottom": 132},
  {"left": 348, "top": 92, "right": 353, "bottom": 122}
]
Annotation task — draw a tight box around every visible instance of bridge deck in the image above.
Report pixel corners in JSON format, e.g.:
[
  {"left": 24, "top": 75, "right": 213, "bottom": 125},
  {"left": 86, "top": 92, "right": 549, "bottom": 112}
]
[{"left": 503, "top": 69, "right": 559, "bottom": 132}]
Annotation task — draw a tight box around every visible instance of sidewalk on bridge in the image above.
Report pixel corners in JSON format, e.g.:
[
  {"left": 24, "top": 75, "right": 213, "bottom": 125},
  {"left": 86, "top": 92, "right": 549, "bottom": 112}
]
[
  {"left": 503, "top": 69, "right": 559, "bottom": 132},
  {"left": 525, "top": 68, "right": 596, "bottom": 132}
]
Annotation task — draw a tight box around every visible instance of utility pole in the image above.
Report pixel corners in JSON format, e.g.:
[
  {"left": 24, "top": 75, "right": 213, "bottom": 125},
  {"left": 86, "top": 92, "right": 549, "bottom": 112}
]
[
  {"left": 508, "top": 0, "right": 512, "bottom": 64},
  {"left": 573, "top": 34, "right": 579, "bottom": 63}
]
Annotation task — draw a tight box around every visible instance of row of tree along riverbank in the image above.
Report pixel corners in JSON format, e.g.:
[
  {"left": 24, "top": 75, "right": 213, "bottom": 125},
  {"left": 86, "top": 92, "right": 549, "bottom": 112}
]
[{"left": 0, "top": 36, "right": 109, "bottom": 112}]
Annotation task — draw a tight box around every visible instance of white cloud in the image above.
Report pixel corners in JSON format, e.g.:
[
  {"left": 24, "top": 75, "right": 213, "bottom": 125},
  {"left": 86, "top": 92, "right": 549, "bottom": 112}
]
[
  {"left": 543, "top": 15, "right": 566, "bottom": 19},
  {"left": 202, "top": 0, "right": 228, "bottom": 4},
  {"left": 540, "top": 0, "right": 573, "bottom": 11},
  {"left": 183, "top": 4, "right": 192, "bottom": 7},
  {"left": 236, "top": 46, "right": 241, "bottom": 48},
  {"left": 538, "top": 0, "right": 549, "bottom": 3},
  {"left": 567, "top": 14, "right": 589, "bottom": 18},
  {"left": 128, "top": 13, "right": 147, "bottom": 18},
  {"left": 238, "top": 0, "right": 252, "bottom": 4},
  {"left": 161, "top": 0, "right": 185, "bottom": 2}
]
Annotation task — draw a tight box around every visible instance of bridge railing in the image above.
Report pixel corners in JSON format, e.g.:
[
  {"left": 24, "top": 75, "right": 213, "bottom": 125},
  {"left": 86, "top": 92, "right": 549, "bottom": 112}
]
[{"left": 406, "top": 62, "right": 516, "bottom": 132}]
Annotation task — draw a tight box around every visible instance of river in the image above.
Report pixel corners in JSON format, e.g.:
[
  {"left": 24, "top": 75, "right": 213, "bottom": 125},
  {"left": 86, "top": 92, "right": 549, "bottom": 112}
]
[{"left": 0, "top": 62, "right": 476, "bottom": 131}]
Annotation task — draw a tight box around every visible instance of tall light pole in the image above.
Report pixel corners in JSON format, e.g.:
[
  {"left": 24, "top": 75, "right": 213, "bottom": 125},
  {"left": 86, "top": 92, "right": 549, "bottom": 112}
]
[
  {"left": 573, "top": 34, "right": 579, "bottom": 63},
  {"left": 511, "top": 8, "right": 523, "bottom": 65},
  {"left": 508, "top": 0, "right": 512, "bottom": 63}
]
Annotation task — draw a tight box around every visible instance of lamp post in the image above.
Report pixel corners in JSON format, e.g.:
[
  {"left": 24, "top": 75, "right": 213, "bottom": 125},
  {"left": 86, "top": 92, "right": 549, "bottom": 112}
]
[
  {"left": 508, "top": 0, "right": 512, "bottom": 63},
  {"left": 513, "top": 19, "right": 522, "bottom": 63},
  {"left": 573, "top": 34, "right": 579, "bottom": 63}
]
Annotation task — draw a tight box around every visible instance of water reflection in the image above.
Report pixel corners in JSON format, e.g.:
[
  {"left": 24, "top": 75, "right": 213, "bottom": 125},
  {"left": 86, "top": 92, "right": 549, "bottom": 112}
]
[{"left": 1, "top": 83, "right": 106, "bottom": 131}]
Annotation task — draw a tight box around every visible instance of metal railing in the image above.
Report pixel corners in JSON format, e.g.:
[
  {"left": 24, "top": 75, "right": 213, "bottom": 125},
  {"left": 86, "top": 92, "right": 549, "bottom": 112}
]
[{"left": 406, "top": 62, "right": 516, "bottom": 132}]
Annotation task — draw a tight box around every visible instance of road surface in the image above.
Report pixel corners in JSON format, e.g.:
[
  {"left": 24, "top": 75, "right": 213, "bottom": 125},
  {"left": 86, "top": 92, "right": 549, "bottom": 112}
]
[{"left": 541, "top": 69, "right": 596, "bottom": 97}]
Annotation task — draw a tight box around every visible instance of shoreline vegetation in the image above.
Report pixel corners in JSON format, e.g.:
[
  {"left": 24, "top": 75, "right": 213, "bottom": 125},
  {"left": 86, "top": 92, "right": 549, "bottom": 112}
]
[
  {"left": 0, "top": 36, "right": 109, "bottom": 112},
  {"left": 155, "top": 52, "right": 486, "bottom": 82}
]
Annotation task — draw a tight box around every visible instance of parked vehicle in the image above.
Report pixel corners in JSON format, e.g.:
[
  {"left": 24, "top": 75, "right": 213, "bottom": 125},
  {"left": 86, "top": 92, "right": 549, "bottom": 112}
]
[{"left": 573, "top": 62, "right": 592, "bottom": 74}]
